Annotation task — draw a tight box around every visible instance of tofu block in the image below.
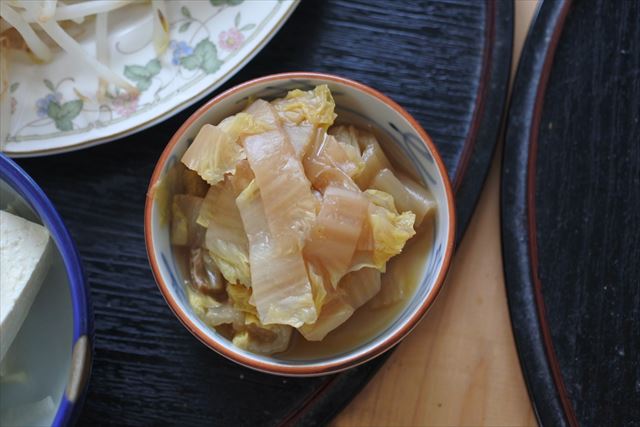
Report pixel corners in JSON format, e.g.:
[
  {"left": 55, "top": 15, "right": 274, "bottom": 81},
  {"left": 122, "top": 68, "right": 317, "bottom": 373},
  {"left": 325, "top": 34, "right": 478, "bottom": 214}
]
[{"left": 0, "top": 210, "right": 51, "bottom": 362}]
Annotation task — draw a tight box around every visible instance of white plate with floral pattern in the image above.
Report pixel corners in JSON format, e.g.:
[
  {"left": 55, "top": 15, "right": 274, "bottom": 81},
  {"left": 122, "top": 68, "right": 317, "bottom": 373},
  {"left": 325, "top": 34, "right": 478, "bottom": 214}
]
[{"left": 3, "top": 0, "right": 297, "bottom": 157}]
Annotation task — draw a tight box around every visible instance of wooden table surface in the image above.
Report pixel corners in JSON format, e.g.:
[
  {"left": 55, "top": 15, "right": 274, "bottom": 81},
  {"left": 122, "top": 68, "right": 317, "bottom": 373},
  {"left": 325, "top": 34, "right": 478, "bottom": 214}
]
[{"left": 334, "top": 2, "right": 540, "bottom": 426}]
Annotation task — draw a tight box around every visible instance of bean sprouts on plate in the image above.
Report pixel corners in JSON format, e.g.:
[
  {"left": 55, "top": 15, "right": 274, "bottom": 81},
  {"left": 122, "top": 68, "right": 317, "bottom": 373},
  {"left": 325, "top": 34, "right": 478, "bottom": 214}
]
[{"left": 0, "top": 0, "right": 169, "bottom": 149}]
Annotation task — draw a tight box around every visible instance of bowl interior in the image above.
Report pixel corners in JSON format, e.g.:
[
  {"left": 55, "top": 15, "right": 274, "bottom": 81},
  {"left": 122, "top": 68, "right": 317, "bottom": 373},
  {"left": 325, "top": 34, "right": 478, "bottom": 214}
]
[
  {"left": 0, "top": 181, "right": 73, "bottom": 426},
  {"left": 148, "top": 76, "right": 453, "bottom": 372}
]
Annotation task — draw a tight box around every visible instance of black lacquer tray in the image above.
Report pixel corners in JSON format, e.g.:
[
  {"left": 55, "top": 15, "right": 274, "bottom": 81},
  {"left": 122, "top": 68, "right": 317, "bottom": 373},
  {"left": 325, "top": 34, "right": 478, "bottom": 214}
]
[
  {"left": 502, "top": 0, "right": 639, "bottom": 425},
  {"left": 17, "top": 1, "right": 512, "bottom": 425}
]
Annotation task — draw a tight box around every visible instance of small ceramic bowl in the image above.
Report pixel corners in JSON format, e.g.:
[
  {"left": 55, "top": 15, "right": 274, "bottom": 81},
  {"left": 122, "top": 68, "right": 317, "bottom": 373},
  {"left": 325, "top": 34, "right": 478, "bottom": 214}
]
[
  {"left": 145, "top": 72, "right": 455, "bottom": 376},
  {"left": 0, "top": 155, "right": 92, "bottom": 426}
]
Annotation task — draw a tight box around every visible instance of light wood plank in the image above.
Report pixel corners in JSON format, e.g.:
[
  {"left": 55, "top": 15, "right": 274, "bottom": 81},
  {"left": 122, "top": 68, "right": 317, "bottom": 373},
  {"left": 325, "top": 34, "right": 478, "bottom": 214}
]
[{"left": 333, "top": 2, "right": 540, "bottom": 426}]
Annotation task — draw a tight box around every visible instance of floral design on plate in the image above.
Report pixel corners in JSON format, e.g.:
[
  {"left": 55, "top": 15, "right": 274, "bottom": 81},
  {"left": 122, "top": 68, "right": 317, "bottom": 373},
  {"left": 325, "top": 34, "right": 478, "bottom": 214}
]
[
  {"left": 4, "top": 0, "right": 297, "bottom": 156},
  {"left": 33, "top": 79, "right": 83, "bottom": 131}
]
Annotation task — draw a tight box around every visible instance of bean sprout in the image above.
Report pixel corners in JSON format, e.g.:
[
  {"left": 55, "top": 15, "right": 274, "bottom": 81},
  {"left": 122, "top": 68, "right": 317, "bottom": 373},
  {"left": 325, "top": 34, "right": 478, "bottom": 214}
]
[{"left": 0, "top": 0, "right": 170, "bottom": 149}]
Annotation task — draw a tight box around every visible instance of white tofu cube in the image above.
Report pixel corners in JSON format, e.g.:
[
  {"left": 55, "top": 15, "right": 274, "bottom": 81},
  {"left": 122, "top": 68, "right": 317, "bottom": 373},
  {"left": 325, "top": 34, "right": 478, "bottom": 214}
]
[{"left": 0, "top": 210, "right": 52, "bottom": 362}]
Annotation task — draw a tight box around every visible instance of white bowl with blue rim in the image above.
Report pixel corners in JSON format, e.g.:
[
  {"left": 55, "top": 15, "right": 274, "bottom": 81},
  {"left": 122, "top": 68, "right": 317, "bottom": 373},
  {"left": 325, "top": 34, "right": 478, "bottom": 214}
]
[
  {"left": 0, "top": 154, "right": 92, "bottom": 426},
  {"left": 145, "top": 72, "right": 456, "bottom": 376}
]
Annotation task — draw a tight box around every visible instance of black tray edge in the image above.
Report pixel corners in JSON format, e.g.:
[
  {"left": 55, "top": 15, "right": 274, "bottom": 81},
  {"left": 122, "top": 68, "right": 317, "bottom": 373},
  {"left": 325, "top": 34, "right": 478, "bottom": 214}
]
[
  {"left": 501, "top": 0, "right": 579, "bottom": 426},
  {"left": 454, "top": 0, "right": 514, "bottom": 239}
]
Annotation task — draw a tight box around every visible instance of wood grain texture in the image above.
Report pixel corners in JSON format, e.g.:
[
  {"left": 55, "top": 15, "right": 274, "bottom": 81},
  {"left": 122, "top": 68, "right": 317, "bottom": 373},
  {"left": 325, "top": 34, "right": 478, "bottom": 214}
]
[
  {"left": 14, "top": 0, "right": 510, "bottom": 425},
  {"left": 333, "top": 157, "right": 537, "bottom": 427},
  {"left": 334, "top": 4, "right": 539, "bottom": 425}
]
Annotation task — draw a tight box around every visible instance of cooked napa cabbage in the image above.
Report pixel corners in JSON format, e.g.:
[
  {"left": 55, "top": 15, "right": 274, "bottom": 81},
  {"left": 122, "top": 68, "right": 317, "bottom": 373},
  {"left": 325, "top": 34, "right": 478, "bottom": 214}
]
[
  {"left": 217, "top": 112, "right": 272, "bottom": 142},
  {"left": 354, "top": 131, "right": 393, "bottom": 189},
  {"left": 204, "top": 303, "right": 245, "bottom": 328},
  {"left": 303, "top": 131, "right": 360, "bottom": 192},
  {"left": 299, "top": 260, "right": 362, "bottom": 340},
  {"left": 232, "top": 313, "right": 292, "bottom": 355},
  {"left": 340, "top": 267, "right": 382, "bottom": 309},
  {"left": 236, "top": 180, "right": 317, "bottom": 327},
  {"left": 193, "top": 276, "right": 291, "bottom": 355},
  {"left": 191, "top": 287, "right": 244, "bottom": 329},
  {"left": 370, "top": 252, "right": 407, "bottom": 309},
  {"left": 304, "top": 186, "right": 368, "bottom": 287},
  {"left": 168, "top": 85, "right": 437, "bottom": 354},
  {"left": 368, "top": 200, "right": 416, "bottom": 268},
  {"left": 329, "top": 125, "right": 366, "bottom": 174},
  {"left": 228, "top": 159, "right": 255, "bottom": 195},
  {"left": 197, "top": 178, "right": 241, "bottom": 230},
  {"left": 371, "top": 169, "right": 436, "bottom": 227},
  {"left": 399, "top": 173, "right": 437, "bottom": 224},
  {"left": 322, "top": 134, "right": 363, "bottom": 178},
  {"left": 244, "top": 100, "right": 317, "bottom": 248},
  {"left": 298, "top": 295, "right": 354, "bottom": 341},
  {"left": 363, "top": 189, "right": 397, "bottom": 212},
  {"left": 227, "top": 283, "right": 257, "bottom": 316},
  {"left": 205, "top": 233, "right": 251, "bottom": 287},
  {"left": 339, "top": 141, "right": 364, "bottom": 177},
  {"left": 189, "top": 248, "right": 225, "bottom": 297},
  {"left": 244, "top": 98, "right": 279, "bottom": 127},
  {"left": 307, "top": 261, "right": 328, "bottom": 315},
  {"left": 154, "top": 163, "right": 184, "bottom": 226},
  {"left": 198, "top": 179, "right": 251, "bottom": 286},
  {"left": 181, "top": 124, "right": 246, "bottom": 185},
  {"left": 329, "top": 125, "right": 360, "bottom": 151},
  {"left": 354, "top": 210, "right": 375, "bottom": 253},
  {"left": 351, "top": 190, "right": 395, "bottom": 256},
  {"left": 170, "top": 194, "right": 204, "bottom": 246},
  {"left": 349, "top": 189, "right": 416, "bottom": 271},
  {"left": 272, "top": 84, "right": 337, "bottom": 128},
  {"left": 188, "top": 286, "right": 222, "bottom": 319},
  {"left": 284, "top": 123, "right": 316, "bottom": 159}
]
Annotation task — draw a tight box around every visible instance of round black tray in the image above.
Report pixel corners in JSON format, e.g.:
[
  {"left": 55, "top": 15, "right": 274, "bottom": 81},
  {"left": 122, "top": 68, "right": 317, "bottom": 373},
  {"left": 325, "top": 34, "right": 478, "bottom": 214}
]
[
  {"left": 17, "top": 1, "right": 512, "bottom": 425},
  {"left": 502, "top": 0, "right": 640, "bottom": 425}
]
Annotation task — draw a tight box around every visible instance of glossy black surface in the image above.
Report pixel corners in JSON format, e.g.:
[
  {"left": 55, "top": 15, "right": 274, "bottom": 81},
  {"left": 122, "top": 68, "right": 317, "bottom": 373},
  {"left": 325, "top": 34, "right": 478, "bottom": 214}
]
[
  {"left": 17, "top": 1, "right": 512, "bottom": 425},
  {"left": 503, "top": 0, "right": 640, "bottom": 425}
]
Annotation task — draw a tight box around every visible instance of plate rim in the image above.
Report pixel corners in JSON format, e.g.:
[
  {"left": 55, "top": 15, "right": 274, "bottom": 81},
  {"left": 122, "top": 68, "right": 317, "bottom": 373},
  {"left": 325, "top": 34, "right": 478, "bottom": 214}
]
[{"left": 5, "top": 0, "right": 299, "bottom": 158}]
